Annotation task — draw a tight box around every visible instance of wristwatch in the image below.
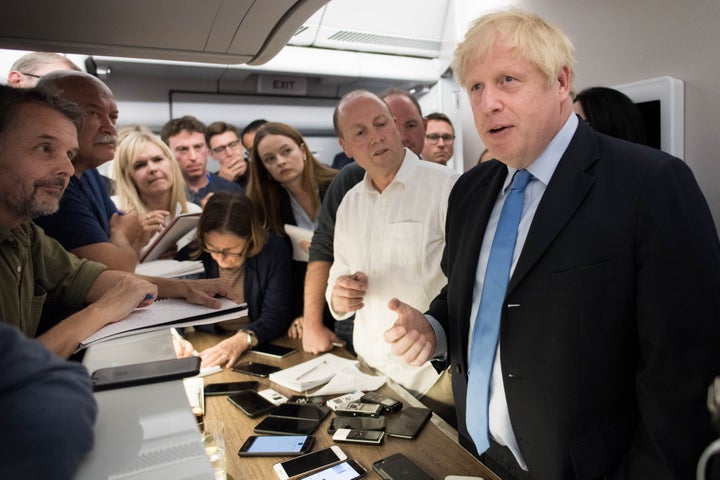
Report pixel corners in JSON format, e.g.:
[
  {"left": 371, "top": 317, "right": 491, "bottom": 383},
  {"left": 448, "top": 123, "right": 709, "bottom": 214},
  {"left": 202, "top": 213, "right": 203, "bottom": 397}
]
[{"left": 242, "top": 329, "right": 258, "bottom": 348}]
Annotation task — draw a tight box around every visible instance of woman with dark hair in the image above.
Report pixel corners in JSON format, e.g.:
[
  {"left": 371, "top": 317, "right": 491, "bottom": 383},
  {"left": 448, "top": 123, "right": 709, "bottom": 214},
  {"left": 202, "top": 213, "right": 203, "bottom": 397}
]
[
  {"left": 246, "top": 122, "right": 338, "bottom": 332},
  {"left": 176, "top": 192, "right": 294, "bottom": 368},
  {"left": 573, "top": 86, "right": 648, "bottom": 145}
]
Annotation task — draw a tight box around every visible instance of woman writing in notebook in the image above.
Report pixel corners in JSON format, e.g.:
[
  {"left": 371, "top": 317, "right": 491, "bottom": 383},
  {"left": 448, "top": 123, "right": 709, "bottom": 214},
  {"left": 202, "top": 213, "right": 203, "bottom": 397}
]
[
  {"left": 246, "top": 122, "right": 337, "bottom": 333},
  {"left": 112, "top": 130, "right": 202, "bottom": 257},
  {"left": 176, "top": 192, "right": 294, "bottom": 367}
]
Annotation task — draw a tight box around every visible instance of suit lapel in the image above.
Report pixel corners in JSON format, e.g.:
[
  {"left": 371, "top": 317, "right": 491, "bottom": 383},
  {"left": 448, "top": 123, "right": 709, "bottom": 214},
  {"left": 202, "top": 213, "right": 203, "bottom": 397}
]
[
  {"left": 508, "top": 122, "right": 599, "bottom": 293},
  {"left": 453, "top": 163, "right": 508, "bottom": 350}
]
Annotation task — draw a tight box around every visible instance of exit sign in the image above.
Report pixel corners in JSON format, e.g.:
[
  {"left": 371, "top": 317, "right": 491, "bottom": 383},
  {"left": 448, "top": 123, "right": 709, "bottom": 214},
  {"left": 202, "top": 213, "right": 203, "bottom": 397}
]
[{"left": 257, "top": 75, "right": 307, "bottom": 96}]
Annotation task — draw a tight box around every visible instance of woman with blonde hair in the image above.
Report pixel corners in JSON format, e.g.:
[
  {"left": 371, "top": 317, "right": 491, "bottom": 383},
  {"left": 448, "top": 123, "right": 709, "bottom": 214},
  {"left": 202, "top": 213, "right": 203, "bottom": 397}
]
[
  {"left": 112, "top": 130, "right": 201, "bottom": 255},
  {"left": 246, "top": 122, "right": 337, "bottom": 327}
]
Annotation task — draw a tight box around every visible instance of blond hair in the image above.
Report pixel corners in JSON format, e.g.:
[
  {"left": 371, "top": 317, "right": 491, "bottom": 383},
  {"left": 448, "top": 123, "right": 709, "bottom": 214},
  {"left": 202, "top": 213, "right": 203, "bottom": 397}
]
[
  {"left": 453, "top": 8, "right": 575, "bottom": 93},
  {"left": 113, "top": 131, "right": 191, "bottom": 215}
]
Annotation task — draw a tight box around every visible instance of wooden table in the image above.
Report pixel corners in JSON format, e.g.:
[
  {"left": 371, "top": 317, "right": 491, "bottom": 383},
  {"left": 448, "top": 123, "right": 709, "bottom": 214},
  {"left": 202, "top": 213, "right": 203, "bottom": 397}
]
[{"left": 188, "top": 331, "right": 499, "bottom": 480}]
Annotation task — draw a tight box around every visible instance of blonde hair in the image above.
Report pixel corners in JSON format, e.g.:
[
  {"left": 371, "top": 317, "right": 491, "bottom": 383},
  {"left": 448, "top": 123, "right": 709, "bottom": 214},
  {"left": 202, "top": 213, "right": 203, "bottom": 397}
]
[
  {"left": 113, "top": 131, "right": 191, "bottom": 215},
  {"left": 453, "top": 8, "right": 575, "bottom": 93}
]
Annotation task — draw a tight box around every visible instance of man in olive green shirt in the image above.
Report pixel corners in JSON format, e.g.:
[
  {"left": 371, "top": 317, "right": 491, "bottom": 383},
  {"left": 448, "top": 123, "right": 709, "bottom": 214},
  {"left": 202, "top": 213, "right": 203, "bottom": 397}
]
[{"left": 0, "top": 85, "right": 237, "bottom": 358}]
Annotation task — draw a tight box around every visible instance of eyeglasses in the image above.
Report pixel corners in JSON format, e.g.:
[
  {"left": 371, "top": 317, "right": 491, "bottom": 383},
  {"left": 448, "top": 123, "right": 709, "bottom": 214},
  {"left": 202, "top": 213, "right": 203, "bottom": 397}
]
[
  {"left": 425, "top": 134, "right": 455, "bottom": 143},
  {"left": 204, "top": 241, "right": 248, "bottom": 258},
  {"left": 20, "top": 72, "right": 41, "bottom": 79},
  {"left": 211, "top": 139, "right": 243, "bottom": 156}
]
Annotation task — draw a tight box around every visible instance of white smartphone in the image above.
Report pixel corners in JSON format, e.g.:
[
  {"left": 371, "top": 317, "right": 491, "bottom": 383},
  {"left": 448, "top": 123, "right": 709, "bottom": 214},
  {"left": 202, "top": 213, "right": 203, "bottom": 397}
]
[
  {"left": 273, "top": 445, "right": 347, "bottom": 479},
  {"left": 332, "top": 428, "right": 384, "bottom": 445},
  {"left": 296, "top": 459, "right": 367, "bottom": 480}
]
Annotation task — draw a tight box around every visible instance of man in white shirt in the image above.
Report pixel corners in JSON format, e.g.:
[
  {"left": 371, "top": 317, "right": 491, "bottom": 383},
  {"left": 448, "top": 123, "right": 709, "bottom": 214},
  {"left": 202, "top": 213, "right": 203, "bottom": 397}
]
[{"left": 327, "top": 90, "right": 458, "bottom": 411}]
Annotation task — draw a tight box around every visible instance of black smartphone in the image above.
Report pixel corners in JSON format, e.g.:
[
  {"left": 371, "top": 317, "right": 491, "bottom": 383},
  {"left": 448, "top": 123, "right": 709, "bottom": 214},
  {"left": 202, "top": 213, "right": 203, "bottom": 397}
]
[
  {"left": 386, "top": 407, "right": 432, "bottom": 439},
  {"left": 252, "top": 343, "right": 297, "bottom": 358},
  {"left": 204, "top": 380, "right": 259, "bottom": 396},
  {"left": 334, "top": 402, "right": 383, "bottom": 418},
  {"left": 237, "top": 435, "right": 314, "bottom": 457},
  {"left": 91, "top": 356, "right": 200, "bottom": 392},
  {"left": 360, "top": 391, "right": 402, "bottom": 413},
  {"left": 271, "top": 403, "right": 330, "bottom": 422},
  {"left": 273, "top": 445, "right": 347, "bottom": 480},
  {"left": 254, "top": 416, "right": 320, "bottom": 436},
  {"left": 372, "top": 453, "right": 432, "bottom": 480},
  {"left": 296, "top": 459, "right": 367, "bottom": 480},
  {"left": 231, "top": 361, "right": 280, "bottom": 378},
  {"left": 327, "top": 416, "right": 386, "bottom": 434},
  {"left": 227, "top": 389, "right": 276, "bottom": 417}
]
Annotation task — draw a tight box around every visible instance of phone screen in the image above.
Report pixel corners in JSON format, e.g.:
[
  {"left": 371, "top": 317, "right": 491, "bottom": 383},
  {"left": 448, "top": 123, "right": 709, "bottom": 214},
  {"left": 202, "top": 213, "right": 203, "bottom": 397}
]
[
  {"left": 271, "top": 403, "right": 329, "bottom": 421},
  {"left": 204, "top": 381, "right": 258, "bottom": 396},
  {"left": 254, "top": 416, "right": 319, "bottom": 436},
  {"left": 297, "top": 460, "right": 366, "bottom": 480},
  {"left": 240, "top": 435, "right": 312, "bottom": 455},
  {"left": 231, "top": 361, "right": 280, "bottom": 378},
  {"left": 278, "top": 447, "right": 344, "bottom": 477},
  {"left": 387, "top": 407, "right": 431, "bottom": 438},
  {"left": 227, "top": 390, "right": 275, "bottom": 417}
]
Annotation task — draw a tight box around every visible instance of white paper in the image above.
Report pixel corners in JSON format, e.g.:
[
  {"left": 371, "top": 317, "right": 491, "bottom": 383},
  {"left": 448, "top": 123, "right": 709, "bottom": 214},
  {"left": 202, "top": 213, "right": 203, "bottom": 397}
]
[
  {"left": 268, "top": 353, "right": 358, "bottom": 392},
  {"left": 312, "top": 365, "right": 386, "bottom": 396},
  {"left": 135, "top": 260, "right": 204, "bottom": 278},
  {"left": 283, "top": 224, "right": 313, "bottom": 262}
]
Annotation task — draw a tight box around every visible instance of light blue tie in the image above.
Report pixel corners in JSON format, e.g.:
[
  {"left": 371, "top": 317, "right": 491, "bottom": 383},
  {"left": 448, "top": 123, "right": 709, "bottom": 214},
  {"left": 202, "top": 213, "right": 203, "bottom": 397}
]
[{"left": 466, "top": 169, "right": 533, "bottom": 453}]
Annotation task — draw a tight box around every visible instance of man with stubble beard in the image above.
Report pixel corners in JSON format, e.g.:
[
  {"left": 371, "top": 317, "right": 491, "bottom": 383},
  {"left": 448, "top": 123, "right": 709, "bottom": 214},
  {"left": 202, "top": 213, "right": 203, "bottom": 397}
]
[{"left": 34, "top": 71, "right": 149, "bottom": 272}]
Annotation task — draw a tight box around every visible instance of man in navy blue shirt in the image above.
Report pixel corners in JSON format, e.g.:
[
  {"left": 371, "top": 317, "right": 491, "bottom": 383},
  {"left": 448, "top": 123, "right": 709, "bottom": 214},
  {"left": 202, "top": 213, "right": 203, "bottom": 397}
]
[{"left": 35, "top": 71, "right": 149, "bottom": 272}]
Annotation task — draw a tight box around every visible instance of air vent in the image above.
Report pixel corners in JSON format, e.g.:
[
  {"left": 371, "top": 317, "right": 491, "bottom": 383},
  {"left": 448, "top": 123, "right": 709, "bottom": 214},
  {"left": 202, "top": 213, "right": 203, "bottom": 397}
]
[{"left": 327, "top": 30, "right": 440, "bottom": 52}]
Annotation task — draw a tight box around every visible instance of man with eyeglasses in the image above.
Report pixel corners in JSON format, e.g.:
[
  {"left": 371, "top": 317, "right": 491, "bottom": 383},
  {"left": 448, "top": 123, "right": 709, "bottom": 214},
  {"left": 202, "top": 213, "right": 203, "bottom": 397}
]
[
  {"left": 161, "top": 116, "right": 242, "bottom": 206},
  {"left": 421, "top": 112, "right": 455, "bottom": 166},
  {"left": 6, "top": 52, "right": 81, "bottom": 88},
  {"left": 206, "top": 121, "right": 250, "bottom": 190}
]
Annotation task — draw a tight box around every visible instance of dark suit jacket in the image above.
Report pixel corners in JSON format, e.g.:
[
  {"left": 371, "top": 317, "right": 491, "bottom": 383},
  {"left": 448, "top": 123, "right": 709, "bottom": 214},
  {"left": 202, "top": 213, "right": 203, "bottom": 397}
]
[{"left": 427, "top": 119, "right": 720, "bottom": 479}]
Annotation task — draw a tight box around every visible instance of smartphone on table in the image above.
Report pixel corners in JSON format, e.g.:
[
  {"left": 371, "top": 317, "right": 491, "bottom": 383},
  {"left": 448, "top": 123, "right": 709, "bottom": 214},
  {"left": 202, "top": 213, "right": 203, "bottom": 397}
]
[
  {"left": 227, "top": 389, "right": 276, "bottom": 417},
  {"left": 252, "top": 343, "right": 297, "bottom": 359},
  {"left": 271, "top": 403, "right": 330, "bottom": 422},
  {"left": 296, "top": 459, "right": 367, "bottom": 480},
  {"left": 386, "top": 406, "right": 432, "bottom": 439},
  {"left": 372, "top": 453, "right": 432, "bottom": 480},
  {"left": 327, "top": 416, "right": 386, "bottom": 434},
  {"left": 91, "top": 356, "right": 200, "bottom": 392},
  {"left": 254, "top": 416, "right": 320, "bottom": 436},
  {"left": 273, "top": 446, "right": 347, "bottom": 479},
  {"left": 360, "top": 391, "right": 402, "bottom": 413},
  {"left": 204, "top": 380, "right": 259, "bottom": 396},
  {"left": 231, "top": 360, "right": 280, "bottom": 378},
  {"left": 237, "top": 435, "right": 314, "bottom": 457}
]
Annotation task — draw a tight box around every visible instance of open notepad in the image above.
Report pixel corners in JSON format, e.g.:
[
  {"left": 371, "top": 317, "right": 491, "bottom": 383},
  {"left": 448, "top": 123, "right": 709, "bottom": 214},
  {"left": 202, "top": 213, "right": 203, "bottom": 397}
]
[
  {"left": 80, "top": 298, "right": 247, "bottom": 349},
  {"left": 268, "top": 353, "right": 358, "bottom": 392}
]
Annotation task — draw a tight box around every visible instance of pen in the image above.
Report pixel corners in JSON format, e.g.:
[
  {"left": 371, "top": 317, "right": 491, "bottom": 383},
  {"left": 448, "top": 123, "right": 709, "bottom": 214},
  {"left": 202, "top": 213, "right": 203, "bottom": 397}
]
[{"left": 295, "top": 360, "right": 326, "bottom": 381}]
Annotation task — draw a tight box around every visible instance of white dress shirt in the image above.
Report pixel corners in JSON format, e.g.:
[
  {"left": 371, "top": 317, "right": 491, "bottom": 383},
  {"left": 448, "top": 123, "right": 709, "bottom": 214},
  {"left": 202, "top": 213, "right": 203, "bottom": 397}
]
[{"left": 328, "top": 150, "right": 459, "bottom": 396}]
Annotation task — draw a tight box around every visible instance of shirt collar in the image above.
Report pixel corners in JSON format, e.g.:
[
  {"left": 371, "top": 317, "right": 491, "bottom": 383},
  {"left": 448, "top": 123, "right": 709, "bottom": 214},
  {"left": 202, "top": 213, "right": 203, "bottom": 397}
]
[
  {"left": 361, "top": 148, "right": 419, "bottom": 192},
  {"left": 504, "top": 113, "right": 578, "bottom": 190}
]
